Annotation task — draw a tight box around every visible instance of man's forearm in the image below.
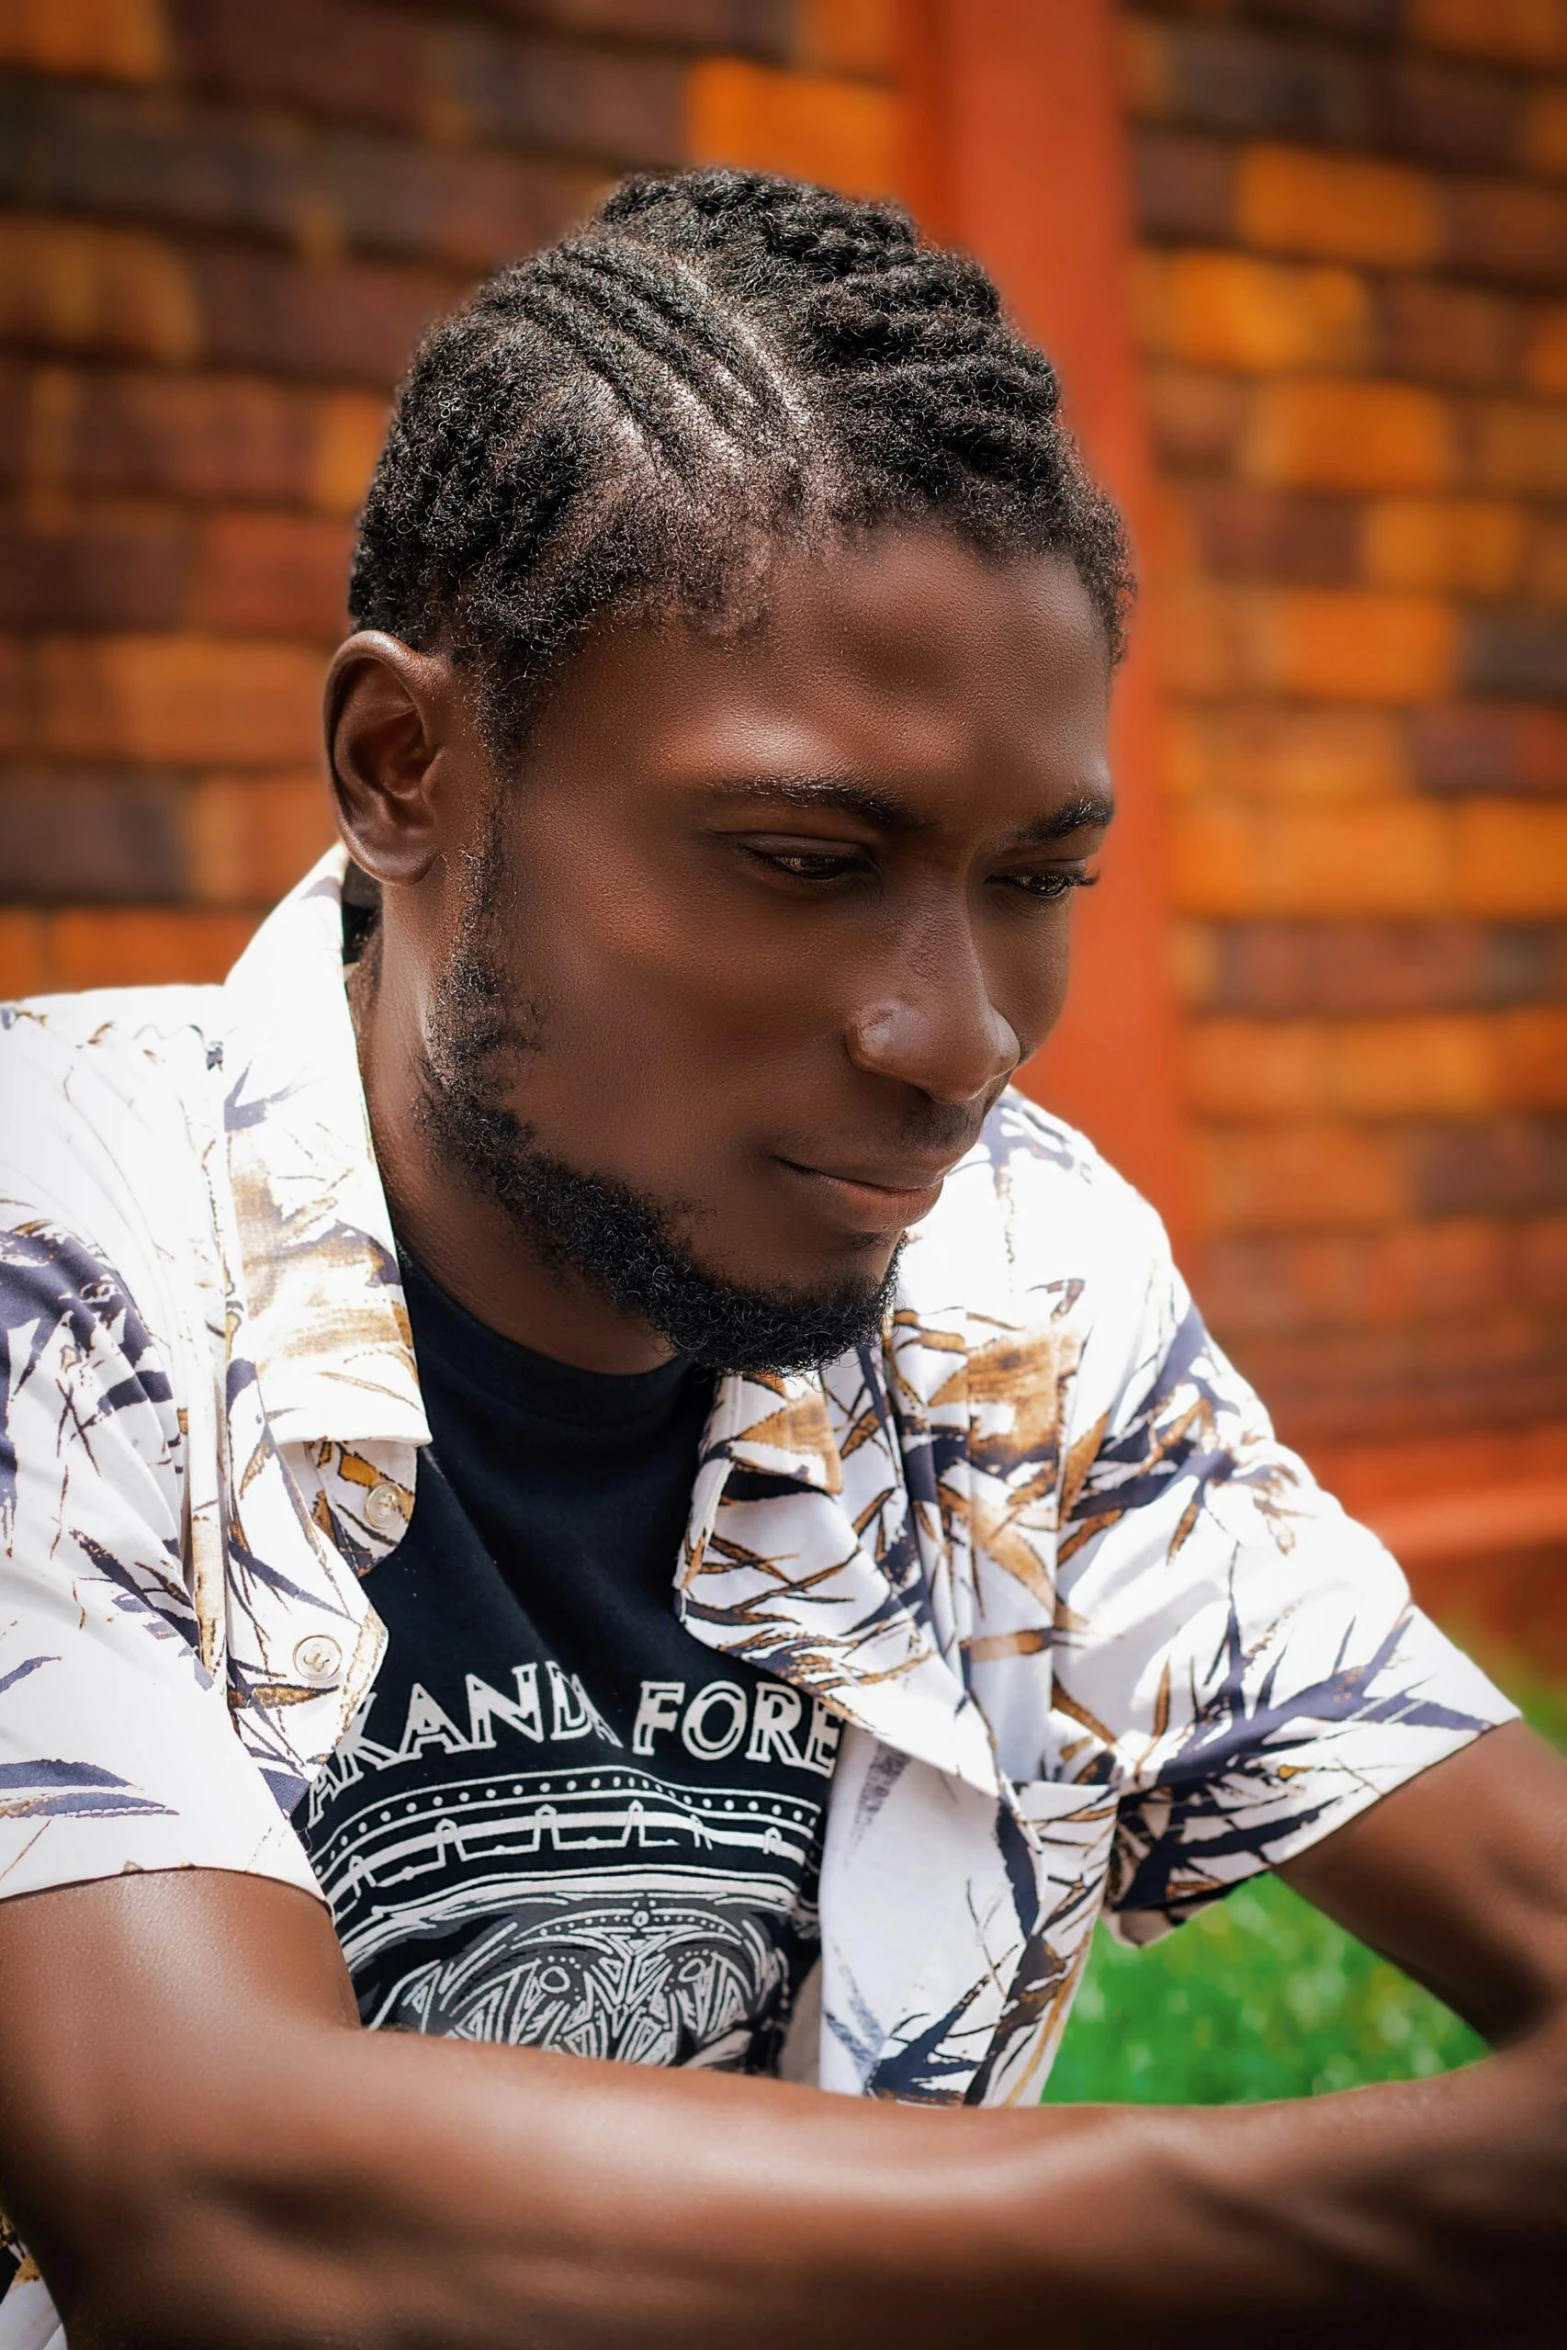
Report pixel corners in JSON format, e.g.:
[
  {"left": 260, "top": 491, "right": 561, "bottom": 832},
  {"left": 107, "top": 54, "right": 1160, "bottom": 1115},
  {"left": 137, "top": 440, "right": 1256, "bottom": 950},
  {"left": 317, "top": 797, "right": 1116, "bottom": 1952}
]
[{"left": 55, "top": 2007, "right": 1567, "bottom": 2349}]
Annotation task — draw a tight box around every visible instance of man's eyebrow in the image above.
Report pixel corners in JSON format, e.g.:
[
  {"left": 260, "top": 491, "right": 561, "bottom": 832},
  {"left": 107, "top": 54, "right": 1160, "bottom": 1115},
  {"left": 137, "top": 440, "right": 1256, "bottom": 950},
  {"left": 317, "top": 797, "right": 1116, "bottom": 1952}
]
[
  {"left": 704, "top": 777, "right": 1115, "bottom": 842},
  {"left": 1003, "top": 789, "right": 1116, "bottom": 848},
  {"left": 705, "top": 775, "right": 920, "bottom": 830}
]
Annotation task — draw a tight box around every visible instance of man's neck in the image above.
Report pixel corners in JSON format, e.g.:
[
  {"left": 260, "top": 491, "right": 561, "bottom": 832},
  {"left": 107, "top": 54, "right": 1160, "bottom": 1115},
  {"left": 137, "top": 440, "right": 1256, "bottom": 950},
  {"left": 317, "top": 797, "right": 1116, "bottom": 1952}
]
[{"left": 349, "top": 953, "right": 677, "bottom": 1377}]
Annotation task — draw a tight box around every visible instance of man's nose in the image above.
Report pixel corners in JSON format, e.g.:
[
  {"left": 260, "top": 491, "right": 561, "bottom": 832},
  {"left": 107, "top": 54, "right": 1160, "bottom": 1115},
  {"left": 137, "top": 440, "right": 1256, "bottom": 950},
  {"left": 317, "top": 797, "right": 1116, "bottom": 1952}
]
[{"left": 845, "top": 920, "right": 1020, "bottom": 1108}]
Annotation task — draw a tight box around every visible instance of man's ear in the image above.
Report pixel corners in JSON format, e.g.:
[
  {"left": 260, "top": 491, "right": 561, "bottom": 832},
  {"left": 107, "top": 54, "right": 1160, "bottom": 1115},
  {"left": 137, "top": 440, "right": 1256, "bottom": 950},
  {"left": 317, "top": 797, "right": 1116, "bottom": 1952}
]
[{"left": 324, "top": 633, "right": 457, "bottom": 886}]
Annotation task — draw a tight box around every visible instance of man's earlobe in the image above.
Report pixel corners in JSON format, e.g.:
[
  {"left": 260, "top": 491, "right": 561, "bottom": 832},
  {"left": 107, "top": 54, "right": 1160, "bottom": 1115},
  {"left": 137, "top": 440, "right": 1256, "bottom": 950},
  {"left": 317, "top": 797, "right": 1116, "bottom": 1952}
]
[{"left": 325, "top": 632, "right": 456, "bottom": 887}]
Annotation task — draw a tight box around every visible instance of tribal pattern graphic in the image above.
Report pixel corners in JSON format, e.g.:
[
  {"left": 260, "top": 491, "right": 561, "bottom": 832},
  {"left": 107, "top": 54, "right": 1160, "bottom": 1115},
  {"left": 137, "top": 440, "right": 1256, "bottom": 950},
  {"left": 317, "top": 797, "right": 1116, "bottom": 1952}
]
[{"left": 0, "top": 853, "right": 1513, "bottom": 2341}]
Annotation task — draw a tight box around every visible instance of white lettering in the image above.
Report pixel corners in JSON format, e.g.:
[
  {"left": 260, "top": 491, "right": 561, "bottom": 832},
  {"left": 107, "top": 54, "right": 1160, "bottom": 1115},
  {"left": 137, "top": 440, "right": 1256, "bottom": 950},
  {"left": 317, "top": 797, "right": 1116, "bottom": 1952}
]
[
  {"left": 397, "top": 1682, "right": 468, "bottom": 1759},
  {"left": 681, "top": 1680, "right": 748, "bottom": 1762},
  {"left": 746, "top": 1682, "right": 806, "bottom": 1767},
  {"left": 804, "top": 1698, "right": 843, "bottom": 1777},
  {"left": 464, "top": 1665, "right": 543, "bottom": 1748},
  {"left": 547, "top": 1661, "right": 622, "bottom": 1747},
  {"left": 632, "top": 1678, "right": 686, "bottom": 1757}
]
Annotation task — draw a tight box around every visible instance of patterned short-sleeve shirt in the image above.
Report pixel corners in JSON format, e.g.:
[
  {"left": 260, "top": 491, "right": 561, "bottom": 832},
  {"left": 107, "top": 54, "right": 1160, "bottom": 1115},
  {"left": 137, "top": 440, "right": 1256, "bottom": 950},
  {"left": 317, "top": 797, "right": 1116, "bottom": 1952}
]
[{"left": 0, "top": 852, "right": 1512, "bottom": 2347}]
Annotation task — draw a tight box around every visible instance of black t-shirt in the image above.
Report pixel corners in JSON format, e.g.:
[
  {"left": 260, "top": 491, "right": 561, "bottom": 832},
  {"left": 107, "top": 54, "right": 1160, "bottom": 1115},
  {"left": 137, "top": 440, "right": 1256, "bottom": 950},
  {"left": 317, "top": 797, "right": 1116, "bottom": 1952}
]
[{"left": 294, "top": 1249, "right": 835, "bottom": 2074}]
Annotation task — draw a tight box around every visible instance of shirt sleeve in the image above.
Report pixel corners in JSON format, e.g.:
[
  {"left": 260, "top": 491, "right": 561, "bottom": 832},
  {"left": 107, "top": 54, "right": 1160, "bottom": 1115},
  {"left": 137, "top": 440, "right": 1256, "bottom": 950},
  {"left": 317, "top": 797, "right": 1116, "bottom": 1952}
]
[
  {"left": 1049, "top": 1191, "right": 1518, "bottom": 1950},
  {"left": 0, "top": 1217, "right": 321, "bottom": 1906}
]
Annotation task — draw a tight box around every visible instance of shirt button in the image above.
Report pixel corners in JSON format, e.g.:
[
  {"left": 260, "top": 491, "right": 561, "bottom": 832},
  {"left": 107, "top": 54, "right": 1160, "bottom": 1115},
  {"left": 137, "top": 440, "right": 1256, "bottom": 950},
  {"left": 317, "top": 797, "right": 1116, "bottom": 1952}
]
[
  {"left": 364, "top": 1482, "right": 405, "bottom": 1535},
  {"left": 293, "top": 1634, "right": 343, "bottom": 1685}
]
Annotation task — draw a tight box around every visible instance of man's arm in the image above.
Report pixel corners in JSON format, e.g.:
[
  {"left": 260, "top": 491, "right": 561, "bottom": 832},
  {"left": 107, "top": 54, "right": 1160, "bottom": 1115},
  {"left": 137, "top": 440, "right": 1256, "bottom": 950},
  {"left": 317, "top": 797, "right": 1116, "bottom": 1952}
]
[{"left": 1, "top": 1722, "right": 1563, "bottom": 2350}]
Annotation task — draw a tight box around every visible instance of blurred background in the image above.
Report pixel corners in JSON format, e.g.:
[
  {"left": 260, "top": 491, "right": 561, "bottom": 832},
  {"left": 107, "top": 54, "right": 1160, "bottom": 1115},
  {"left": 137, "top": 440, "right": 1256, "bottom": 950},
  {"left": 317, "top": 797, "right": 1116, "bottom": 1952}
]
[{"left": 2, "top": 0, "right": 1564, "bottom": 2094}]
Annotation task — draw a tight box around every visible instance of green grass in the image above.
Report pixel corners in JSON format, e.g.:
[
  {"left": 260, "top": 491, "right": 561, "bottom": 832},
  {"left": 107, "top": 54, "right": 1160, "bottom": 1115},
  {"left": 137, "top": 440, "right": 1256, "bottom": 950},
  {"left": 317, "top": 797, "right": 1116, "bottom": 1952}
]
[{"left": 1043, "top": 1655, "right": 1565, "bottom": 2107}]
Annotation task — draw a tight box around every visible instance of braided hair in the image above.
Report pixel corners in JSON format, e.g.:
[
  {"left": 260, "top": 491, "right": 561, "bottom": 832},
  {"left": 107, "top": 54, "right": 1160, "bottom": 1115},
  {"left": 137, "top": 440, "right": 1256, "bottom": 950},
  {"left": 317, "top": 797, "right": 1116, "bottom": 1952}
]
[{"left": 350, "top": 168, "right": 1132, "bottom": 761}]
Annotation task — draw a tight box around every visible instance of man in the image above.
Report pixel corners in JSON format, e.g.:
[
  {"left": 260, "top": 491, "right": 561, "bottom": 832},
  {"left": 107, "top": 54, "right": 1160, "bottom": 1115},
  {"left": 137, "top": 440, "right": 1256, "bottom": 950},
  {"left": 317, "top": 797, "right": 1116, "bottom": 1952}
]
[{"left": 0, "top": 168, "right": 1562, "bottom": 2347}]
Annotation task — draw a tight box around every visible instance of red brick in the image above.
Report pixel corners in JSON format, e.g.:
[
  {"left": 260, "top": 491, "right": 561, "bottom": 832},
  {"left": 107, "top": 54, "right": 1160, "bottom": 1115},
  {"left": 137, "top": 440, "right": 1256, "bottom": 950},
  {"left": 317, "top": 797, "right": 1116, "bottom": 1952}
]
[
  {"left": 1412, "top": 702, "right": 1567, "bottom": 794},
  {"left": 0, "top": 216, "right": 198, "bottom": 365},
  {"left": 0, "top": 635, "right": 21, "bottom": 757},
  {"left": 319, "top": 136, "right": 596, "bottom": 273},
  {"left": 1238, "top": 143, "right": 1440, "bottom": 266},
  {"left": 189, "top": 512, "right": 353, "bottom": 640},
  {"left": 26, "top": 368, "right": 310, "bottom": 506},
  {"left": 1158, "top": 706, "right": 1407, "bottom": 803},
  {"left": 1248, "top": 0, "right": 1400, "bottom": 33},
  {"left": 1172, "top": 800, "right": 1455, "bottom": 916},
  {"left": 0, "top": 908, "right": 49, "bottom": 997},
  {"left": 0, "top": 770, "right": 184, "bottom": 900},
  {"left": 1229, "top": 1315, "right": 1566, "bottom": 1447},
  {"left": 684, "top": 61, "right": 899, "bottom": 196},
  {"left": 1198, "top": 919, "right": 1565, "bottom": 1013},
  {"left": 1452, "top": 801, "right": 1567, "bottom": 910},
  {"left": 1242, "top": 379, "right": 1456, "bottom": 492},
  {"left": 1497, "top": 1007, "right": 1567, "bottom": 1107},
  {"left": 1133, "top": 249, "right": 1370, "bottom": 372},
  {"left": 798, "top": 0, "right": 896, "bottom": 75},
  {"left": 1362, "top": 496, "right": 1525, "bottom": 594},
  {"left": 1145, "top": 366, "right": 1249, "bottom": 471},
  {"left": 1378, "top": 278, "right": 1523, "bottom": 388},
  {"left": 1187, "top": 1011, "right": 1502, "bottom": 1121},
  {"left": 1413, "top": 1115, "right": 1567, "bottom": 1216},
  {"left": 46, "top": 905, "right": 259, "bottom": 990},
  {"left": 1244, "top": 587, "right": 1457, "bottom": 700},
  {"left": 1525, "top": 84, "right": 1567, "bottom": 173},
  {"left": 168, "top": 0, "right": 434, "bottom": 132},
  {"left": 1143, "top": 21, "right": 1372, "bottom": 145},
  {"left": 1194, "top": 1120, "right": 1406, "bottom": 1233},
  {"left": 0, "top": 0, "right": 165, "bottom": 80},
  {"left": 1131, "top": 132, "right": 1239, "bottom": 242},
  {"left": 186, "top": 772, "right": 335, "bottom": 903},
  {"left": 29, "top": 635, "right": 324, "bottom": 767},
  {"left": 1444, "top": 181, "right": 1567, "bottom": 290},
  {"left": 0, "top": 510, "right": 189, "bottom": 630},
  {"left": 1204, "top": 1219, "right": 1510, "bottom": 1337},
  {"left": 1465, "top": 399, "right": 1567, "bottom": 497},
  {"left": 1184, "top": 481, "right": 1359, "bottom": 583},
  {"left": 1461, "top": 608, "right": 1567, "bottom": 700},
  {"left": 2, "top": 80, "right": 307, "bottom": 251},
  {"left": 188, "top": 247, "right": 457, "bottom": 386},
  {"left": 1525, "top": 308, "right": 1567, "bottom": 398},
  {"left": 1332, "top": 1013, "right": 1495, "bottom": 1115},
  {"left": 1378, "top": 55, "right": 1524, "bottom": 171},
  {"left": 1517, "top": 1215, "right": 1567, "bottom": 1306},
  {"left": 448, "top": 30, "right": 686, "bottom": 164},
  {"left": 309, "top": 391, "right": 389, "bottom": 516},
  {"left": 2, "top": 79, "right": 598, "bottom": 275},
  {"left": 506, "top": 1, "right": 793, "bottom": 56},
  {"left": 1528, "top": 516, "right": 1567, "bottom": 603},
  {"left": 1169, "top": 583, "right": 1458, "bottom": 704},
  {"left": 1410, "top": 0, "right": 1567, "bottom": 70}
]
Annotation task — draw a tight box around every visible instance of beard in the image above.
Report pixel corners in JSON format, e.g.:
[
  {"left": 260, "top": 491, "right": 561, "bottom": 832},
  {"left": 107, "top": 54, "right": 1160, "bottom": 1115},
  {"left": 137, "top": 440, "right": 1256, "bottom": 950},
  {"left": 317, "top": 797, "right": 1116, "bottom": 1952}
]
[{"left": 414, "top": 859, "right": 901, "bottom": 1379}]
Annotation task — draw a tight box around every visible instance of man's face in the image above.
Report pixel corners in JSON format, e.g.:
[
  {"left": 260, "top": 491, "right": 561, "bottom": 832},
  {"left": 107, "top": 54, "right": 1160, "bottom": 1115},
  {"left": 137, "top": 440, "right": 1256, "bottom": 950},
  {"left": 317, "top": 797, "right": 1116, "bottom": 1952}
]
[{"left": 401, "top": 529, "right": 1112, "bottom": 1359}]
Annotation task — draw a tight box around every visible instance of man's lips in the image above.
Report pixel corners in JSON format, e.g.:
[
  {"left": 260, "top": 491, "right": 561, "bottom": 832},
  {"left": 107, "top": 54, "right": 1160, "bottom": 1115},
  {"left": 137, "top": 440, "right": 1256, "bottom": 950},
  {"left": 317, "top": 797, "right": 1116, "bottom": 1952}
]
[{"left": 772, "top": 1154, "right": 963, "bottom": 1233}]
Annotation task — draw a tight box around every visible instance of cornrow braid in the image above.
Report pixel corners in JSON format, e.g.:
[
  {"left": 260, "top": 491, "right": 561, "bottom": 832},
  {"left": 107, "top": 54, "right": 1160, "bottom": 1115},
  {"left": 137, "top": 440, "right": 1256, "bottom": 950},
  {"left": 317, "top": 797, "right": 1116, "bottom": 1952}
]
[{"left": 350, "top": 167, "right": 1132, "bottom": 762}]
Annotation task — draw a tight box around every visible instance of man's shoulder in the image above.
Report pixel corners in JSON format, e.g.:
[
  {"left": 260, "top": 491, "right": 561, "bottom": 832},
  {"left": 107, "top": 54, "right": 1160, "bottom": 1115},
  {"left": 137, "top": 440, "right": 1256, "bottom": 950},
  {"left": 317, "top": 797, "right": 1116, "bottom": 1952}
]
[
  {"left": 907, "top": 1088, "right": 1169, "bottom": 1315},
  {"left": 0, "top": 984, "right": 227, "bottom": 1273}
]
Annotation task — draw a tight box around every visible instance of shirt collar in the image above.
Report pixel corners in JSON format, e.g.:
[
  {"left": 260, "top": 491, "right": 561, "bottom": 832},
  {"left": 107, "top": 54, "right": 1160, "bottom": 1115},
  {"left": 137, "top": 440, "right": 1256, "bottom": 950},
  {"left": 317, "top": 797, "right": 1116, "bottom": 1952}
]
[{"left": 219, "top": 848, "right": 427, "bottom": 1457}]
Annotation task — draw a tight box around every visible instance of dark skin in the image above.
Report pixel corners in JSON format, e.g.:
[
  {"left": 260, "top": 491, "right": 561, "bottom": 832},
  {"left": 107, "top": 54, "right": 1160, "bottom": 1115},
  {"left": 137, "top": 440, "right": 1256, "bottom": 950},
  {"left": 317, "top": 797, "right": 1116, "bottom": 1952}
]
[{"left": 1, "top": 531, "right": 1564, "bottom": 2348}]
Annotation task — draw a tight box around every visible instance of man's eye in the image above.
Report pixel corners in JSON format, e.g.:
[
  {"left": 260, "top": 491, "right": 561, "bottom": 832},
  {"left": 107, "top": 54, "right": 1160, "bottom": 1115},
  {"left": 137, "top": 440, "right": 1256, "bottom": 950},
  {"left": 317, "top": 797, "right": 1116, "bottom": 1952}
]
[
  {"left": 745, "top": 846, "right": 863, "bottom": 882},
  {"left": 1000, "top": 868, "right": 1099, "bottom": 903}
]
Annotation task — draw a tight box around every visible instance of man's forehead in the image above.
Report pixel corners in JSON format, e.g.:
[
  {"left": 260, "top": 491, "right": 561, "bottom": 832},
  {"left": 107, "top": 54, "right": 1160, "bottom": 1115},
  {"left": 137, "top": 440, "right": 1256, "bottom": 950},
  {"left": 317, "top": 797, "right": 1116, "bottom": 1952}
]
[{"left": 526, "top": 530, "right": 1109, "bottom": 776}]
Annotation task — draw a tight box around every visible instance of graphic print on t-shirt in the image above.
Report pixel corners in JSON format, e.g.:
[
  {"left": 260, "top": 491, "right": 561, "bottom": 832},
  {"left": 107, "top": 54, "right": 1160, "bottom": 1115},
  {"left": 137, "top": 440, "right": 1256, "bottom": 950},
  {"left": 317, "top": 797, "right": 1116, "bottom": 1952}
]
[
  {"left": 295, "top": 1249, "right": 837, "bottom": 2075},
  {"left": 303, "top": 1652, "right": 838, "bottom": 2066}
]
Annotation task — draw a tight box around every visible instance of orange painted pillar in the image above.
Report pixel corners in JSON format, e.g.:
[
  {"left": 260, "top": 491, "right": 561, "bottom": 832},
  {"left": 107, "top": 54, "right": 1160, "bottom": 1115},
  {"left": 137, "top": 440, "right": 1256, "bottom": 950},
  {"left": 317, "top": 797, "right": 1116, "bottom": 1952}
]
[{"left": 900, "top": 0, "right": 1186, "bottom": 1239}]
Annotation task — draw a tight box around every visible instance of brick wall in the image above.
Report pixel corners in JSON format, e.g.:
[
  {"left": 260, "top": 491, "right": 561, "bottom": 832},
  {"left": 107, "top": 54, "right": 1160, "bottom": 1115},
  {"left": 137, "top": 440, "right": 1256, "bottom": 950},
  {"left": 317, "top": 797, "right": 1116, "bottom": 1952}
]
[
  {"left": 5, "top": 0, "right": 1564, "bottom": 1514},
  {"left": 0, "top": 0, "right": 897, "bottom": 993},
  {"left": 1123, "top": 0, "right": 1567, "bottom": 1476}
]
